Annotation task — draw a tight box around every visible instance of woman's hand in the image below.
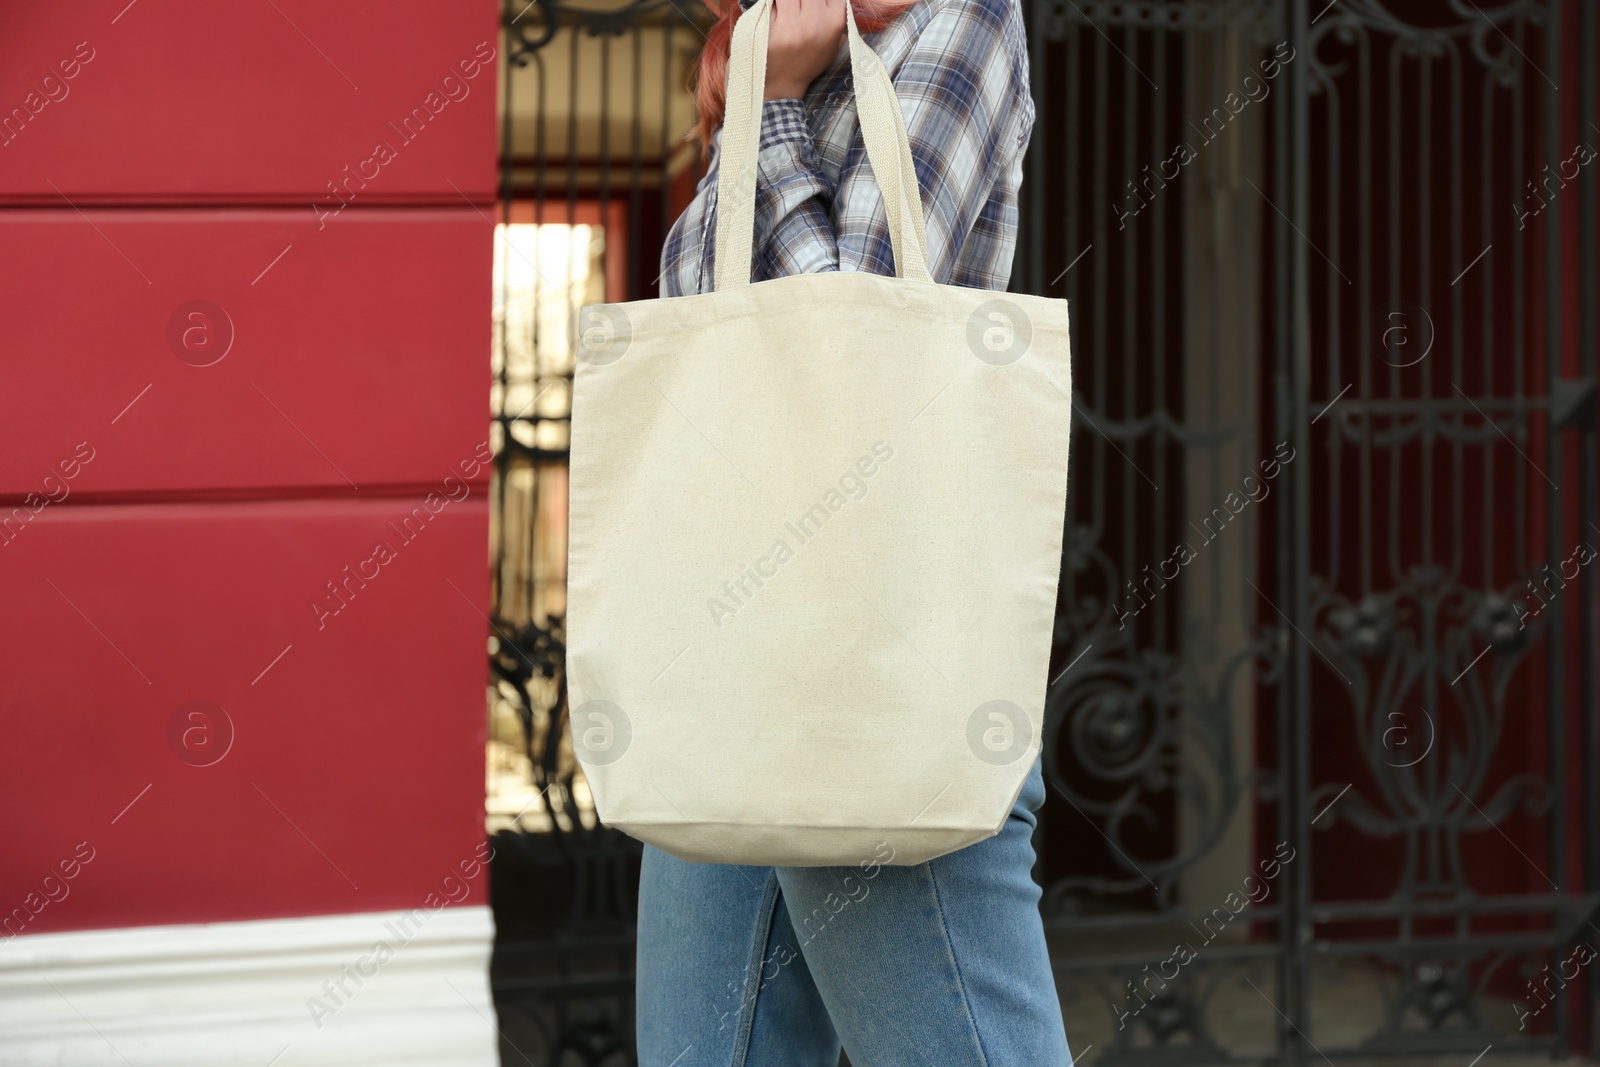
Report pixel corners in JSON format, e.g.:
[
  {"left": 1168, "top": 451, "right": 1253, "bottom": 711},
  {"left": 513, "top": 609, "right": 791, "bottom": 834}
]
[{"left": 763, "top": 0, "right": 846, "bottom": 101}]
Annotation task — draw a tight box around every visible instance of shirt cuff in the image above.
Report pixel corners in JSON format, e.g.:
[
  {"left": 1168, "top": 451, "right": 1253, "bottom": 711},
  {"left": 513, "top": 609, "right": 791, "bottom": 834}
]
[{"left": 759, "top": 99, "right": 812, "bottom": 153}]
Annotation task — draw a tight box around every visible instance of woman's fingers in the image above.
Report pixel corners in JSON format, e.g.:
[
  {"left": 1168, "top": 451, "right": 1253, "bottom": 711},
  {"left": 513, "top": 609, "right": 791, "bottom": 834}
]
[
  {"left": 772, "top": 0, "right": 796, "bottom": 38},
  {"left": 819, "top": 0, "right": 846, "bottom": 41},
  {"left": 761, "top": 0, "right": 844, "bottom": 99},
  {"left": 771, "top": 0, "right": 837, "bottom": 40}
]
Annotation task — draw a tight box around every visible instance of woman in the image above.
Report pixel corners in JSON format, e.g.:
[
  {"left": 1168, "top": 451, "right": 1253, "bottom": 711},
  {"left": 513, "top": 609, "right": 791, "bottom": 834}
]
[{"left": 639, "top": 0, "right": 1070, "bottom": 1062}]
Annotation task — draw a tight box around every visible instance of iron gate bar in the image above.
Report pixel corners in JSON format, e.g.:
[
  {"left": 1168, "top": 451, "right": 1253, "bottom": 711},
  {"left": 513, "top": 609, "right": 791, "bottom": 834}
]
[
  {"left": 1026, "top": 0, "right": 1598, "bottom": 1063},
  {"left": 1584, "top": 9, "right": 1600, "bottom": 1060},
  {"left": 1028, "top": 3, "right": 1293, "bottom": 1063},
  {"left": 1276, "top": 0, "right": 1597, "bottom": 1061}
]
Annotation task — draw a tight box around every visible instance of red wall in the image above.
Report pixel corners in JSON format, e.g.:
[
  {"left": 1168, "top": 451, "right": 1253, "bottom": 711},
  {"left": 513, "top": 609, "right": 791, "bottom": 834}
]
[{"left": 0, "top": 0, "right": 497, "bottom": 935}]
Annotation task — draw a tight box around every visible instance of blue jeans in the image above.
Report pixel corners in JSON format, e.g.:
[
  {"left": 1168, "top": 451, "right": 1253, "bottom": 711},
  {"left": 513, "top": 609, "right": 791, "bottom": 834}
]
[{"left": 635, "top": 755, "right": 1073, "bottom": 1066}]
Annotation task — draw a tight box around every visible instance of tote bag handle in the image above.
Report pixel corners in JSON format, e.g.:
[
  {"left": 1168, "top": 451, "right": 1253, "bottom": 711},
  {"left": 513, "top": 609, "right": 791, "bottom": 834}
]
[{"left": 712, "top": 0, "right": 934, "bottom": 291}]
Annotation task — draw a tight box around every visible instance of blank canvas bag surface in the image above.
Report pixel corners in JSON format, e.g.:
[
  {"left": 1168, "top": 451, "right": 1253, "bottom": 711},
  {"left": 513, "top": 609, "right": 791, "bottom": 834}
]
[{"left": 566, "top": 0, "right": 1072, "bottom": 867}]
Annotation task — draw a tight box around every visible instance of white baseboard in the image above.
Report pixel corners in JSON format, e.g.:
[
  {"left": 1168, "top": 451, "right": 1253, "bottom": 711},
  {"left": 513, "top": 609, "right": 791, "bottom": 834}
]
[{"left": 0, "top": 905, "right": 498, "bottom": 1067}]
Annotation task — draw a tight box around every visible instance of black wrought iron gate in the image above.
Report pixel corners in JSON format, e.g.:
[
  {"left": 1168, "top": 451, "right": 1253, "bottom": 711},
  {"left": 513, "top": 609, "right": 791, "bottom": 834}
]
[{"left": 486, "top": 1, "right": 1599, "bottom": 1064}]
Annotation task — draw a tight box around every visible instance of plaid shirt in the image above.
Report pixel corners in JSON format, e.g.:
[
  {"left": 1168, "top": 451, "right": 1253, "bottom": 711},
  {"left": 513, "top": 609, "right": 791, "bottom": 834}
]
[{"left": 660, "top": 0, "right": 1035, "bottom": 297}]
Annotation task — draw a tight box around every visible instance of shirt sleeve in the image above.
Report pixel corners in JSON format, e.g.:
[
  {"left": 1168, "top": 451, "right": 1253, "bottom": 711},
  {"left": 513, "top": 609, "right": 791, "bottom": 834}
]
[
  {"left": 830, "top": 0, "right": 1031, "bottom": 284},
  {"left": 660, "top": 0, "right": 1030, "bottom": 294},
  {"left": 659, "top": 99, "right": 836, "bottom": 298}
]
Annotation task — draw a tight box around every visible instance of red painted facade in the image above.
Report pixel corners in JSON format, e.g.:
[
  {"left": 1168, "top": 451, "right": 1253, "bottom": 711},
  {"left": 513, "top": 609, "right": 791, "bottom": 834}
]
[{"left": 1, "top": 0, "right": 497, "bottom": 935}]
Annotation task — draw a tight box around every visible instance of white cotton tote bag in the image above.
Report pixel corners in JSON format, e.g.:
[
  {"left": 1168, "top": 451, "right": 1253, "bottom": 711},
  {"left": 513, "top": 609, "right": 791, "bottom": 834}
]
[{"left": 565, "top": 0, "right": 1071, "bottom": 867}]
